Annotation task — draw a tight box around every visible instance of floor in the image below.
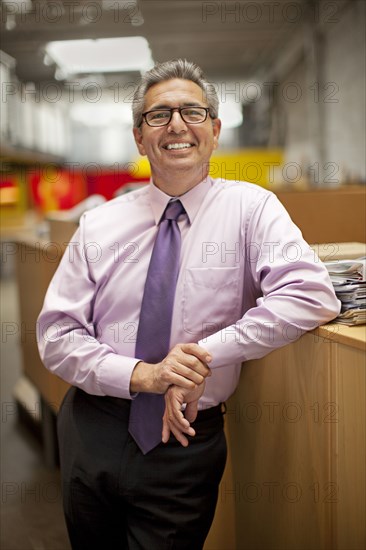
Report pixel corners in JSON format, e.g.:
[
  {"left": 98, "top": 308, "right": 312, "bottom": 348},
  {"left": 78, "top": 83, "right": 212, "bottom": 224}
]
[{"left": 0, "top": 274, "right": 71, "bottom": 550}]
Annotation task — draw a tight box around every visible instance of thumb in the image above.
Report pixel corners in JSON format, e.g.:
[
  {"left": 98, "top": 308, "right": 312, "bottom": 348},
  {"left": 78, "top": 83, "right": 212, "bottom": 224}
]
[{"left": 184, "top": 400, "right": 199, "bottom": 423}]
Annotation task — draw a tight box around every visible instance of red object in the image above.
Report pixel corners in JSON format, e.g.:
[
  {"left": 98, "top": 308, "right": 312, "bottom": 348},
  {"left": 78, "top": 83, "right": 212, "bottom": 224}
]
[
  {"left": 28, "top": 168, "right": 87, "bottom": 212},
  {"left": 86, "top": 169, "right": 148, "bottom": 200},
  {"left": 27, "top": 166, "right": 149, "bottom": 212}
]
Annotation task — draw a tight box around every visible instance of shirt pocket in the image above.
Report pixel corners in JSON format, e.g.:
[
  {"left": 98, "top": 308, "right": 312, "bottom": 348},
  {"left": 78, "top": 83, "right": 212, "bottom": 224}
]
[{"left": 182, "top": 267, "right": 241, "bottom": 337}]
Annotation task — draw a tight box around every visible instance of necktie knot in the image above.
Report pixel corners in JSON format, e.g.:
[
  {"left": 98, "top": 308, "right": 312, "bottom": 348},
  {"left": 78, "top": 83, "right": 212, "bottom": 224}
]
[{"left": 162, "top": 200, "right": 186, "bottom": 222}]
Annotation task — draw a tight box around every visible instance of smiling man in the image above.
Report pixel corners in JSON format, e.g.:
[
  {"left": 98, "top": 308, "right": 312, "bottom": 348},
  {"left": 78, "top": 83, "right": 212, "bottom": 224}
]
[
  {"left": 133, "top": 78, "right": 221, "bottom": 195},
  {"left": 37, "top": 59, "right": 340, "bottom": 549}
]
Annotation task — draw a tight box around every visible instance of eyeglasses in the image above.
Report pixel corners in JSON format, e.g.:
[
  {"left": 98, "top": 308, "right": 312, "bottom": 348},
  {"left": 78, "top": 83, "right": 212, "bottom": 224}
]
[{"left": 142, "top": 107, "right": 210, "bottom": 127}]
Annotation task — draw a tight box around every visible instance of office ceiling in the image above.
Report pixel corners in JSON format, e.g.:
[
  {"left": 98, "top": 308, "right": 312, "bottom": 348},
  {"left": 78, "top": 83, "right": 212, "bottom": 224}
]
[{"left": 0, "top": 0, "right": 347, "bottom": 84}]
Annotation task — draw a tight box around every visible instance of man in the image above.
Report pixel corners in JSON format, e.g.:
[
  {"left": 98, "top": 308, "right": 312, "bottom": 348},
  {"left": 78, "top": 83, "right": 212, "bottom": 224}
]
[{"left": 37, "top": 59, "right": 340, "bottom": 549}]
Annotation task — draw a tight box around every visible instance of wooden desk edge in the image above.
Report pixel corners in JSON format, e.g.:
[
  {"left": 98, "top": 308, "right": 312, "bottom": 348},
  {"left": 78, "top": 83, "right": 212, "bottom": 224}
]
[{"left": 313, "top": 323, "right": 366, "bottom": 351}]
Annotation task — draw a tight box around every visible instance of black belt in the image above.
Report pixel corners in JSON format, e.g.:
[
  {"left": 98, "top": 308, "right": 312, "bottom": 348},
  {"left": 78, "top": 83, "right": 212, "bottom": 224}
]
[{"left": 78, "top": 389, "right": 224, "bottom": 424}]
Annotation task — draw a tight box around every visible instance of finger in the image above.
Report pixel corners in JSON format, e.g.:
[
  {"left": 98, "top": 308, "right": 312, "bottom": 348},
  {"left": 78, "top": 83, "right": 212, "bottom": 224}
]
[
  {"left": 164, "top": 371, "right": 197, "bottom": 390},
  {"left": 167, "top": 401, "right": 195, "bottom": 435},
  {"left": 164, "top": 391, "right": 194, "bottom": 433},
  {"left": 168, "top": 421, "right": 196, "bottom": 447},
  {"left": 169, "top": 409, "right": 192, "bottom": 432},
  {"left": 171, "top": 427, "right": 189, "bottom": 447},
  {"left": 162, "top": 415, "right": 171, "bottom": 443},
  {"left": 179, "top": 343, "right": 212, "bottom": 364},
  {"left": 162, "top": 359, "right": 209, "bottom": 388},
  {"left": 163, "top": 407, "right": 194, "bottom": 445},
  {"left": 170, "top": 363, "right": 206, "bottom": 385},
  {"left": 177, "top": 356, "right": 212, "bottom": 378},
  {"left": 166, "top": 392, "right": 191, "bottom": 429},
  {"left": 171, "top": 355, "right": 211, "bottom": 379}
]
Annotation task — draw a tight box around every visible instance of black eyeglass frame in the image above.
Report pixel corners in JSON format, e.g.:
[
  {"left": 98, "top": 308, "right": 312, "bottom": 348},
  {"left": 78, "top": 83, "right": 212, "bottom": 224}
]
[{"left": 141, "top": 106, "right": 211, "bottom": 127}]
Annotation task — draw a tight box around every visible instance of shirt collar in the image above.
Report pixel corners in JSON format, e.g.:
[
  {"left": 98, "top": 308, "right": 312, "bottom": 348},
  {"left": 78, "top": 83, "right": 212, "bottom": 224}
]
[{"left": 148, "top": 176, "right": 213, "bottom": 225}]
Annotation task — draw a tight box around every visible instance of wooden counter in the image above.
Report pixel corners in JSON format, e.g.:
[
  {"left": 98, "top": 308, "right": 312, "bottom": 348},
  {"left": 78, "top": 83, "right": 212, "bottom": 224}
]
[
  {"left": 205, "top": 324, "right": 366, "bottom": 550},
  {"left": 15, "top": 238, "right": 70, "bottom": 414}
]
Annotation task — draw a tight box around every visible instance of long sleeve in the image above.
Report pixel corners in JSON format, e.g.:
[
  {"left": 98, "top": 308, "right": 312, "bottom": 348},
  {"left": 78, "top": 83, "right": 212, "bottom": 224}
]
[
  {"left": 37, "top": 214, "right": 139, "bottom": 399},
  {"left": 199, "top": 192, "right": 341, "bottom": 367}
]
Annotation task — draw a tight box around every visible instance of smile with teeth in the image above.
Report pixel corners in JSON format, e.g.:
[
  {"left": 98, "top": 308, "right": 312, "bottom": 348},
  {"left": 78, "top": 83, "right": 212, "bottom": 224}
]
[{"left": 165, "top": 143, "right": 193, "bottom": 150}]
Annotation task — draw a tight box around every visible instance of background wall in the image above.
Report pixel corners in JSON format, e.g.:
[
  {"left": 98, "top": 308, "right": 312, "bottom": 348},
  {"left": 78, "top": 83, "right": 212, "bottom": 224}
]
[
  {"left": 323, "top": 1, "right": 366, "bottom": 182},
  {"left": 279, "top": 1, "right": 365, "bottom": 184}
]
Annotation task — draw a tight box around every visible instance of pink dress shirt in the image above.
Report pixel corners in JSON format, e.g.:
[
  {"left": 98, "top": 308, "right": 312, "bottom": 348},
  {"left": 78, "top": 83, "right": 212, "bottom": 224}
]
[{"left": 37, "top": 178, "right": 340, "bottom": 409}]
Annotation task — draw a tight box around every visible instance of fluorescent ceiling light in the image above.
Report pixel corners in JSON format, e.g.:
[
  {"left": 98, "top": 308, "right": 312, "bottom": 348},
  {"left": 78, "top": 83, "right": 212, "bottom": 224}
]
[{"left": 45, "top": 37, "right": 153, "bottom": 78}]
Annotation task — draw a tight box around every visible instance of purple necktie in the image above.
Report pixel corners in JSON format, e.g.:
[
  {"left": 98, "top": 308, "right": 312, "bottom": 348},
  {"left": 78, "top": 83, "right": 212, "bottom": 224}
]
[{"left": 128, "top": 200, "right": 186, "bottom": 454}]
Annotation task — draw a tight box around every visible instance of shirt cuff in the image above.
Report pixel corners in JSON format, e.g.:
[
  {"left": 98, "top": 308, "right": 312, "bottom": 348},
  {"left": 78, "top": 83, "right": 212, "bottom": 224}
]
[
  {"left": 198, "top": 331, "right": 247, "bottom": 369},
  {"left": 97, "top": 354, "right": 140, "bottom": 399}
]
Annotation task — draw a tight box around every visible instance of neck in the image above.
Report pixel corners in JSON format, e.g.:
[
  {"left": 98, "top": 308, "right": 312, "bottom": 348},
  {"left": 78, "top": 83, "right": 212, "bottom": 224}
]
[{"left": 151, "top": 169, "right": 209, "bottom": 197}]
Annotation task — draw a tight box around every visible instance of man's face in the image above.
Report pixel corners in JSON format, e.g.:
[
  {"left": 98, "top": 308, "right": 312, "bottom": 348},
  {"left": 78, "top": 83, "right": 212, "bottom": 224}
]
[{"left": 133, "top": 78, "right": 221, "bottom": 189}]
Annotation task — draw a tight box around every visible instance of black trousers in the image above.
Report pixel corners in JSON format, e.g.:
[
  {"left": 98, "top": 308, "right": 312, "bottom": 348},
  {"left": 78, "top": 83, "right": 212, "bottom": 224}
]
[{"left": 57, "top": 387, "right": 227, "bottom": 550}]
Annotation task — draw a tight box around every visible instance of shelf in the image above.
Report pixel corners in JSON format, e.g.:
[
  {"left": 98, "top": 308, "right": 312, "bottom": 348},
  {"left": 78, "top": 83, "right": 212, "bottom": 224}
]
[{"left": 0, "top": 142, "right": 65, "bottom": 165}]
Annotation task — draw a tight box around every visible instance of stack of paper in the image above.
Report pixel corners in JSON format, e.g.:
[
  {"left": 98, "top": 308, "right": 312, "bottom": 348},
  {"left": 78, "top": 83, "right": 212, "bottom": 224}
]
[{"left": 324, "top": 259, "right": 366, "bottom": 325}]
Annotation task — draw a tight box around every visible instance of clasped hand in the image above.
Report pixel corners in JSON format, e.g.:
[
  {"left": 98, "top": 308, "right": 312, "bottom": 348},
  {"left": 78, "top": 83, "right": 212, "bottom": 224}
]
[
  {"left": 160, "top": 344, "right": 211, "bottom": 447},
  {"left": 130, "top": 343, "right": 212, "bottom": 446},
  {"left": 162, "top": 381, "right": 206, "bottom": 447}
]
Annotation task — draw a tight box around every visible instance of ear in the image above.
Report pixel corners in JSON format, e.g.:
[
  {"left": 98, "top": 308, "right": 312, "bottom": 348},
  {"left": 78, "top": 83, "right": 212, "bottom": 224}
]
[
  {"left": 212, "top": 118, "right": 221, "bottom": 150},
  {"left": 133, "top": 127, "right": 146, "bottom": 156}
]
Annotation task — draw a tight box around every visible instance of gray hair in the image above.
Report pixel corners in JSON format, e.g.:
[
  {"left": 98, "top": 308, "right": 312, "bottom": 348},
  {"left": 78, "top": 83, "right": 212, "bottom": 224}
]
[{"left": 132, "top": 59, "right": 219, "bottom": 128}]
